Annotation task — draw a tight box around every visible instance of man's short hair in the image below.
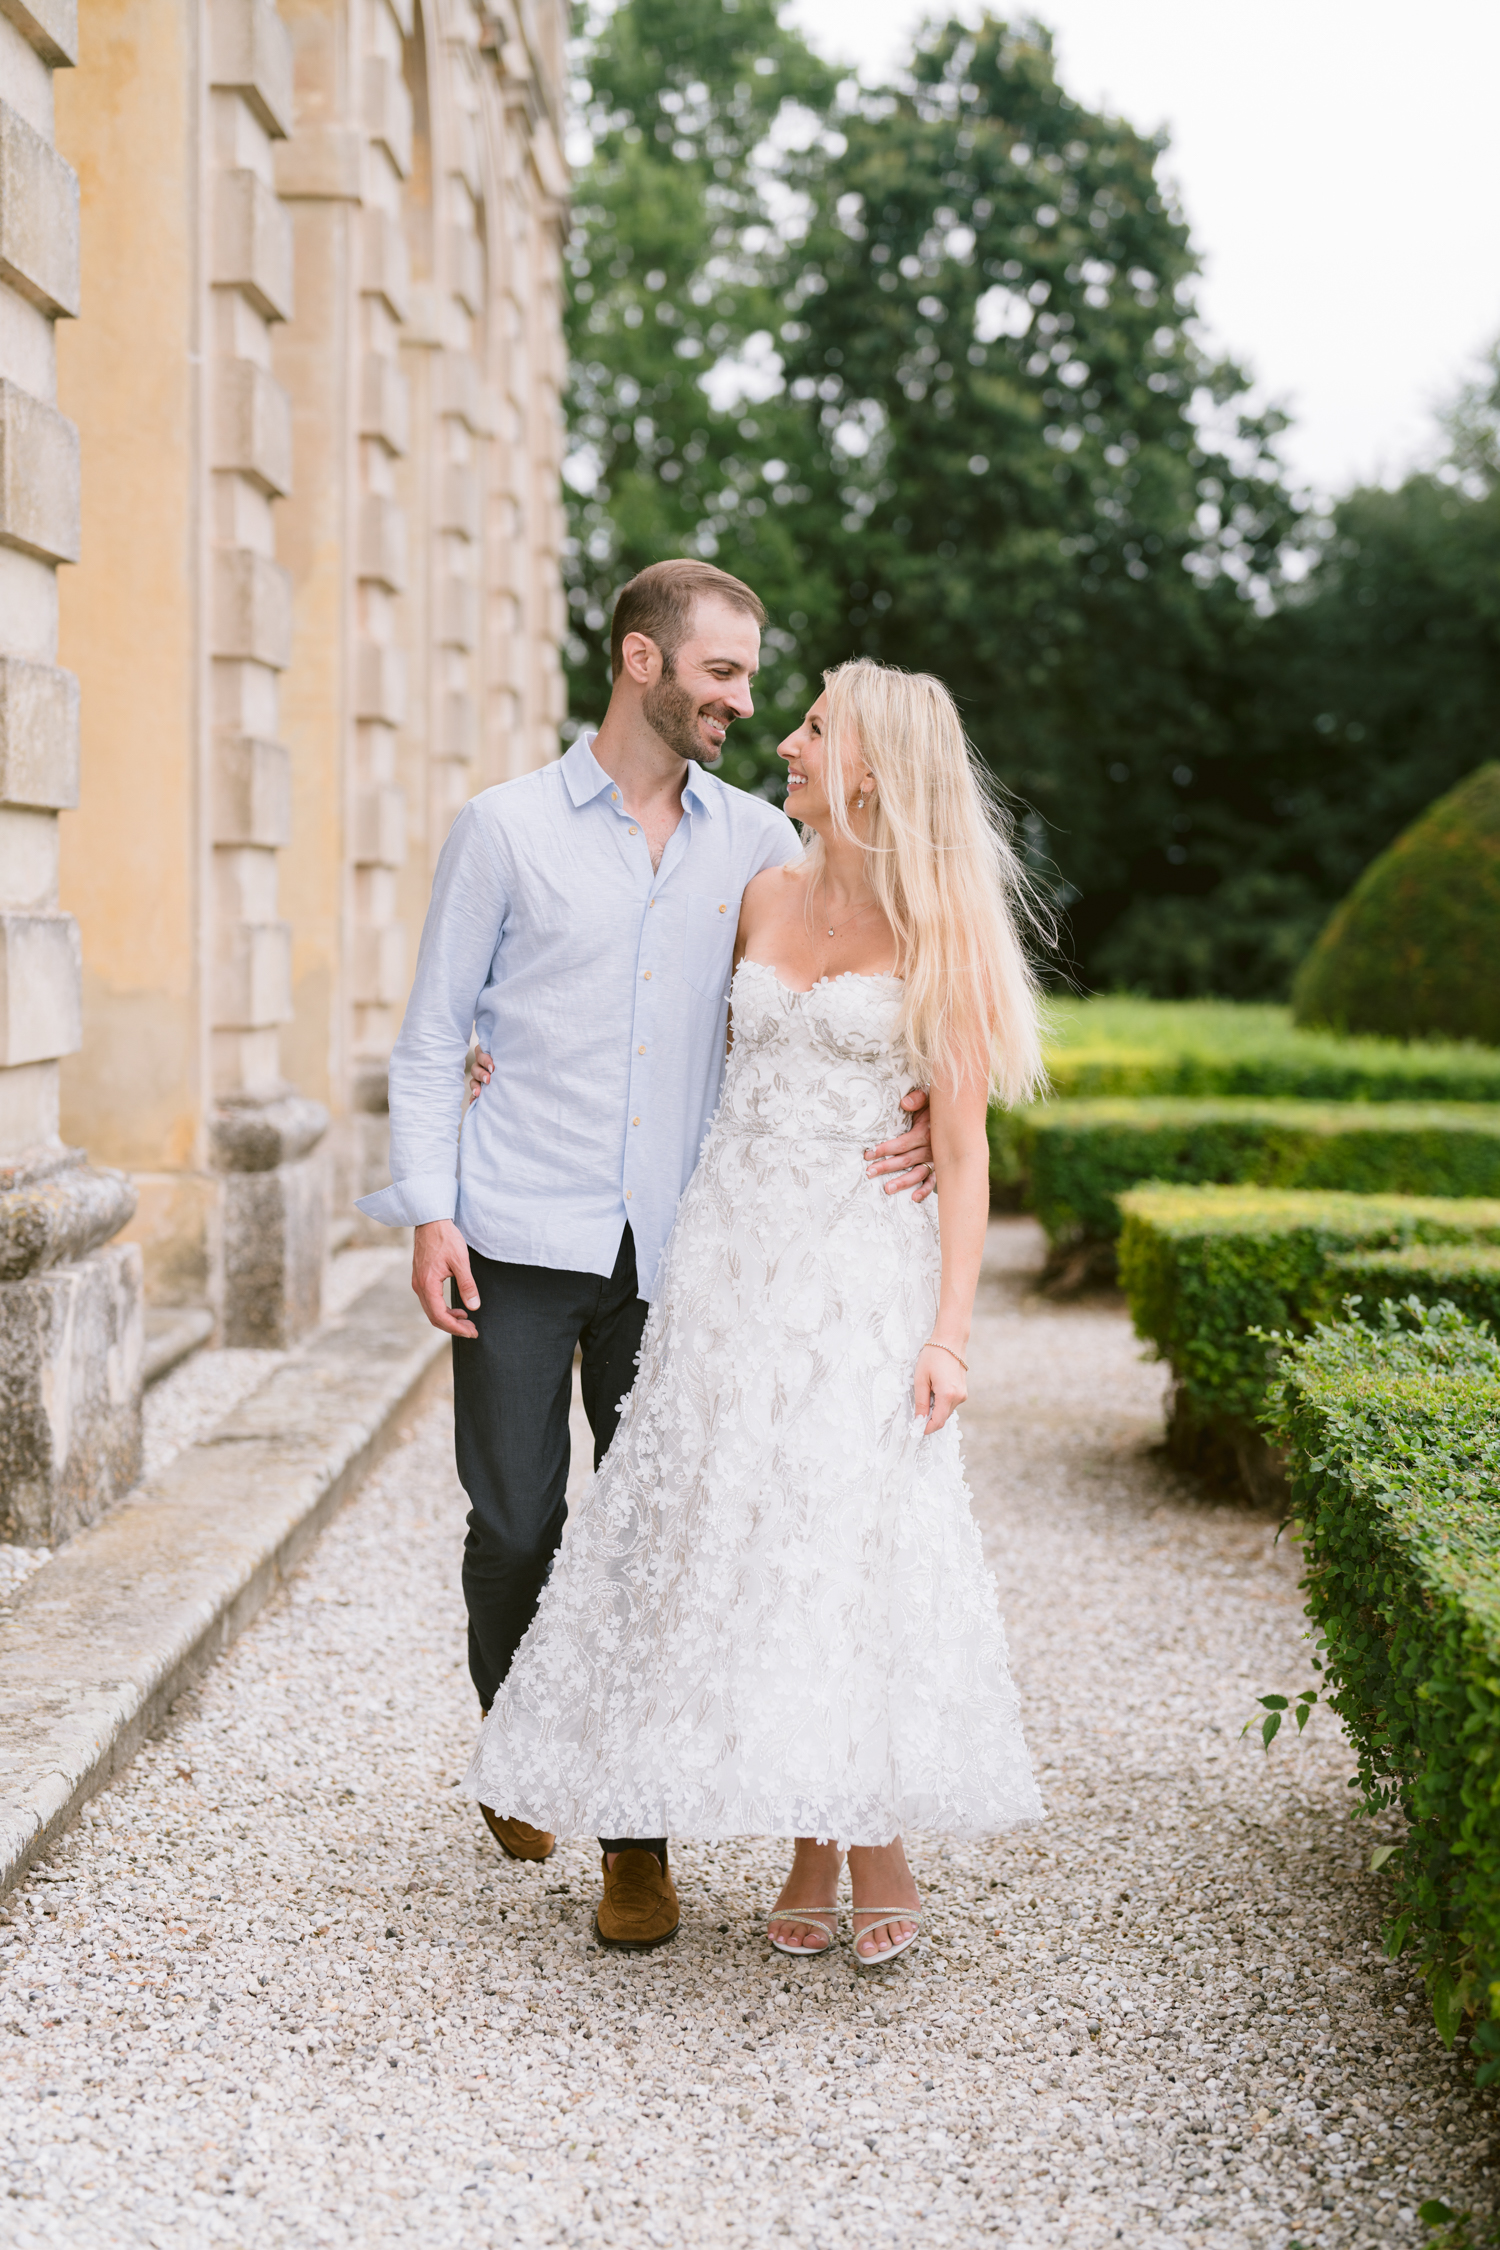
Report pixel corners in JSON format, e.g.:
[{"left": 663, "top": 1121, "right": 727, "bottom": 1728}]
[{"left": 610, "top": 560, "right": 767, "bottom": 675}]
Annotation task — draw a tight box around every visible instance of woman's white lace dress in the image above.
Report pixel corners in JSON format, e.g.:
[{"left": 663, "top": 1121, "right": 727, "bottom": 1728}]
[{"left": 464, "top": 960, "right": 1042, "bottom": 1845}]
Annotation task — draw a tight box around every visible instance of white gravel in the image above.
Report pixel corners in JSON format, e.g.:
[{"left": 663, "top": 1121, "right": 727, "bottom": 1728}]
[{"left": 0, "top": 1220, "right": 1490, "bottom": 2247}]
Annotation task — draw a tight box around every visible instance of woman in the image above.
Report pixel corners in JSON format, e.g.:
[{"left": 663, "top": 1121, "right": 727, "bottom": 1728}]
[{"left": 465, "top": 658, "right": 1044, "bottom": 1966}]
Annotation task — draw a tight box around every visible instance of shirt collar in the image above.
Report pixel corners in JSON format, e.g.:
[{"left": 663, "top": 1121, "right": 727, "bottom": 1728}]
[{"left": 562, "top": 729, "right": 720, "bottom": 821}]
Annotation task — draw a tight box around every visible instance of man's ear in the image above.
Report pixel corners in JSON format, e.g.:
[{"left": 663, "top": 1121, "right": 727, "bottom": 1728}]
[{"left": 619, "top": 631, "right": 662, "bottom": 685}]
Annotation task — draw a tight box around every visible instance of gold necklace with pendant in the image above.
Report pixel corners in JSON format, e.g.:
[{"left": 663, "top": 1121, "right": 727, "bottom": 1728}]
[{"left": 819, "top": 880, "right": 875, "bottom": 940}]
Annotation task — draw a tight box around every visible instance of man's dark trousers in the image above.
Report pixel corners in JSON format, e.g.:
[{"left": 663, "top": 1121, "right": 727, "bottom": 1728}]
[{"left": 452, "top": 1222, "right": 664, "bottom": 1859}]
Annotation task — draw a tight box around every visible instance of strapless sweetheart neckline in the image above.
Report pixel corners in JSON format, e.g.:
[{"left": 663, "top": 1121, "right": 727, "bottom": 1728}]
[{"left": 733, "top": 955, "right": 904, "bottom": 997}]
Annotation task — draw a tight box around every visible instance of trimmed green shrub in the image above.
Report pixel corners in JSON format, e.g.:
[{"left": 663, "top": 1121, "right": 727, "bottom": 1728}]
[
  {"left": 1117, "top": 1185, "right": 1500, "bottom": 1482},
  {"left": 1044, "top": 995, "right": 1500, "bottom": 1102},
  {"left": 1026, "top": 1098, "right": 1500, "bottom": 1252},
  {"left": 1331, "top": 1244, "right": 1500, "bottom": 1333},
  {"left": 1266, "top": 1301, "right": 1500, "bottom": 2042},
  {"left": 987, "top": 996, "right": 1500, "bottom": 1202},
  {"left": 1292, "top": 763, "right": 1500, "bottom": 1046}
]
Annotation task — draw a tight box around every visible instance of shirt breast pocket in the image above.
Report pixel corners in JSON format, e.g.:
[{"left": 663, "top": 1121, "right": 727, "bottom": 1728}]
[{"left": 682, "top": 890, "right": 738, "bottom": 1002}]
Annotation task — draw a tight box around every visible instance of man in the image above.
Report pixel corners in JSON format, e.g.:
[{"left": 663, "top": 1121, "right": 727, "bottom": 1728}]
[{"left": 357, "top": 560, "right": 933, "bottom": 1951}]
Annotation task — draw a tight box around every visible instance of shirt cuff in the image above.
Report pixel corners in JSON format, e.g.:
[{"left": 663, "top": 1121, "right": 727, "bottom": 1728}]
[{"left": 354, "top": 1172, "right": 458, "bottom": 1228}]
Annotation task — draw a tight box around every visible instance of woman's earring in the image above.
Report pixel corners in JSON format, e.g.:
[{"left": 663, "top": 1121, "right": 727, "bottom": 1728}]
[{"left": 856, "top": 793, "right": 865, "bottom": 811}]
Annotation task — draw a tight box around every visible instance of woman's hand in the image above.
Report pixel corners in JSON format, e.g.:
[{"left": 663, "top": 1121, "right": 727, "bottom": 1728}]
[
  {"left": 914, "top": 1342, "right": 967, "bottom": 1435},
  {"left": 466, "top": 1047, "right": 495, "bottom": 1107}
]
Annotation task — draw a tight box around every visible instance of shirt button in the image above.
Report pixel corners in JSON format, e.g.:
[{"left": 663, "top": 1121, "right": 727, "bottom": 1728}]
[
  {"left": 629, "top": 825, "right": 638, "bottom": 835},
  {"left": 718, "top": 903, "right": 727, "bottom": 914},
  {"left": 637, "top": 1044, "right": 645, "bottom": 1054},
  {"left": 632, "top": 1116, "right": 640, "bottom": 1127},
  {"left": 612, "top": 790, "right": 620, "bottom": 801},
  {"left": 643, "top": 970, "right": 651, "bottom": 980},
  {"left": 625, "top": 1189, "right": 632, "bottom": 1200}
]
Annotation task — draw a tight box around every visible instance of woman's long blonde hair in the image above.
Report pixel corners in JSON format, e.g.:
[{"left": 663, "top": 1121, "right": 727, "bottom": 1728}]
[{"left": 805, "top": 659, "right": 1046, "bottom": 1106}]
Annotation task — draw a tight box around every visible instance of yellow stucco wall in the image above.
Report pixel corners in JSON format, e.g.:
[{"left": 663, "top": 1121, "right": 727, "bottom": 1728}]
[{"left": 55, "top": 0, "right": 204, "bottom": 1178}]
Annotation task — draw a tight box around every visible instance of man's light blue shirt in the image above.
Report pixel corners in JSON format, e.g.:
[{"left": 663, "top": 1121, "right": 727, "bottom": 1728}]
[{"left": 356, "top": 732, "right": 802, "bottom": 1301}]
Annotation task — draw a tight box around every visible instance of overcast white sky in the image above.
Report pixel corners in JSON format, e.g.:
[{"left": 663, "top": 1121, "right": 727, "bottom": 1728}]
[{"left": 784, "top": 0, "right": 1500, "bottom": 498}]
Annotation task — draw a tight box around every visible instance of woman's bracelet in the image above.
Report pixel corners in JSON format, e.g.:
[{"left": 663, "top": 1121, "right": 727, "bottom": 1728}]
[{"left": 924, "top": 1338, "right": 968, "bottom": 1373}]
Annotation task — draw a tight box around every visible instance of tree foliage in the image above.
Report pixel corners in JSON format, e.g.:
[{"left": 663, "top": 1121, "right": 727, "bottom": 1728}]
[{"left": 562, "top": 3, "right": 1500, "bottom": 1002}]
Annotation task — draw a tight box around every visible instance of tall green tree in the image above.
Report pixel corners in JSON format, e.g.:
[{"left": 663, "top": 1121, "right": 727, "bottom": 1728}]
[
  {"left": 562, "top": 0, "right": 843, "bottom": 792},
  {"left": 564, "top": 6, "right": 1302, "bottom": 984},
  {"left": 771, "top": 16, "right": 1299, "bottom": 978}
]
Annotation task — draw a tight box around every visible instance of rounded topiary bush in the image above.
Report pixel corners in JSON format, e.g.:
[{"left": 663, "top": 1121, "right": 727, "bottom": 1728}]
[{"left": 1292, "top": 762, "right": 1500, "bottom": 1045}]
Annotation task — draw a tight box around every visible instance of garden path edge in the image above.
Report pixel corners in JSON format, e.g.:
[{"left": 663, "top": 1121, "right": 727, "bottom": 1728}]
[{"left": 0, "top": 1268, "right": 448, "bottom": 1899}]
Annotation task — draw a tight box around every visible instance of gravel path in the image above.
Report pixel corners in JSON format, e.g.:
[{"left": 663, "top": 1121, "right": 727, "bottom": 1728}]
[{"left": 1, "top": 1221, "right": 1492, "bottom": 2247}]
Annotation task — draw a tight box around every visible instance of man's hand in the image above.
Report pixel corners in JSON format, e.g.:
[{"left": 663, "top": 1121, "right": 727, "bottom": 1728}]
[
  {"left": 413, "top": 1219, "right": 481, "bottom": 1338},
  {"left": 866, "top": 1086, "right": 936, "bottom": 1203}
]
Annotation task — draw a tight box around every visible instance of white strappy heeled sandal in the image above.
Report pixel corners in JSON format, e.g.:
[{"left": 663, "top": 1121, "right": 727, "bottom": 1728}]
[
  {"left": 767, "top": 1855, "right": 846, "bottom": 1958},
  {"left": 851, "top": 1905, "right": 923, "bottom": 1970}
]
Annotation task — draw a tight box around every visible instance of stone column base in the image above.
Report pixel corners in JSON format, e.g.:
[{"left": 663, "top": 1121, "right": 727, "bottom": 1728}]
[
  {"left": 0, "top": 1240, "right": 144, "bottom": 1547},
  {"left": 211, "top": 1095, "right": 329, "bottom": 1349},
  {"left": 0, "top": 1150, "right": 143, "bottom": 1545}
]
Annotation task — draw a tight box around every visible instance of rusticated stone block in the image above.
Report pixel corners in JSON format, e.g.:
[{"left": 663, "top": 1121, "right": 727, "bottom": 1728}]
[
  {"left": 274, "top": 123, "right": 361, "bottom": 202},
  {"left": 354, "top": 639, "right": 406, "bottom": 726},
  {"left": 0, "top": 97, "right": 80, "bottom": 319},
  {"left": 440, "top": 689, "right": 474, "bottom": 762},
  {"left": 210, "top": 1092, "right": 327, "bottom": 1173},
  {"left": 360, "top": 352, "right": 409, "bottom": 453},
  {"left": 357, "top": 491, "right": 406, "bottom": 591},
  {"left": 364, "top": 53, "right": 412, "bottom": 177},
  {"left": 220, "top": 1146, "right": 326, "bottom": 1347},
  {"left": 442, "top": 353, "right": 492, "bottom": 435},
  {"left": 449, "top": 225, "right": 484, "bottom": 317},
  {"left": 351, "top": 921, "right": 404, "bottom": 1006},
  {"left": 209, "top": 0, "right": 293, "bottom": 140},
  {"left": 212, "top": 358, "right": 292, "bottom": 496},
  {"left": 440, "top": 462, "right": 481, "bottom": 541},
  {"left": 213, "top": 917, "right": 292, "bottom": 1029},
  {"left": 213, "top": 547, "right": 292, "bottom": 668},
  {"left": 0, "top": 1240, "right": 143, "bottom": 1546},
  {"left": 0, "top": 908, "right": 80, "bottom": 1066},
  {"left": 0, "top": 0, "right": 76, "bottom": 68},
  {"left": 0, "top": 380, "right": 80, "bottom": 564},
  {"left": 213, "top": 169, "right": 293, "bottom": 322},
  {"left": 440, "top": 574, "right": 480, "bottom": 652},
  {"left": 360, "top": 207, "right": 408, "bottom": 321},
  {"left": 213, "top": 734, "right": 290, "bottom": 846},
  {"left": 352, "top": 782, "right": 405, "bottom": 868},
  {"left": 0, "top": 657, "right": 79, "bottom": 809}
]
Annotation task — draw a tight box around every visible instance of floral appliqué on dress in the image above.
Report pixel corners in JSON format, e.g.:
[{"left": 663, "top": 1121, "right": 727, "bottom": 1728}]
[{"left": 464, "top": 959, "right": 1042, "bottom": 1844}]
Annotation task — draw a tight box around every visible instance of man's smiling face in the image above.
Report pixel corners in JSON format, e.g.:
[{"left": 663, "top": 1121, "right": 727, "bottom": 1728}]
[{"left": 638, "top": 594, "right": 760, "bottom": 766}]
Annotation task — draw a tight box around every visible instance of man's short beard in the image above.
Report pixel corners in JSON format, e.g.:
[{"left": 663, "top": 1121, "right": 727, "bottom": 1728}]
[{"left": 643, "top": 656, "right": 719, "bottom": 765}]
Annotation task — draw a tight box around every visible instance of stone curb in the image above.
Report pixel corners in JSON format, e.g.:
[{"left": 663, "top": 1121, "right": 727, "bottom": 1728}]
[{"left": 0, "top": 1266, "right": 449, "bottom": 1897}]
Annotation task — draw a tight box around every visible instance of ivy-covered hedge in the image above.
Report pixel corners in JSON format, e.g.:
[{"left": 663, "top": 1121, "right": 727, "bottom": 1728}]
[
  {"left": 1025, "top": 1098, "right": 1500, "bottom": 1252},
  {"left": 1266, "top": 1301, "right": 1500, "bottom": 2043},
  {"left": 1117, "top": 1185, "right": 1500, "bottom": 1481},
  {"left": 987, "top": 997, "right": 1500, "bottom": 1202}
]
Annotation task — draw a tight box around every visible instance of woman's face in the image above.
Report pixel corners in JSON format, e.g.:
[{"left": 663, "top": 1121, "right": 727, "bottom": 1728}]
[{"left": 778, "top": 692, "right": 861, "bottom": 828}]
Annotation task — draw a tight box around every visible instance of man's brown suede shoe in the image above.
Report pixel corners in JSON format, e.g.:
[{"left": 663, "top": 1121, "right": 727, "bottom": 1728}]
[
  {"left": 594, "top": 1848, "right": 679, "bottom": 1952},
  {"left": 479, "top": 1806, "right": 555, "bottom": 1861}
]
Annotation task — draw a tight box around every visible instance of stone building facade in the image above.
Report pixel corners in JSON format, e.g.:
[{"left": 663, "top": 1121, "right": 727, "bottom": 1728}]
[{"left": 0, "top": 0, "right": 568, "bottom": 1540}]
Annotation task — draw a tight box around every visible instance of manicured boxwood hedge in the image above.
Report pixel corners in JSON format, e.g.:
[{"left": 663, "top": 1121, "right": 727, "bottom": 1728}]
[
  {"left": 1331, "top": 1244, "right": 1500, "bottom": 1332},
  {"left": 1292, "top": 763, "right": 1500, "bottom": 1048},
  {"left": 987, "top": 997, "right": 1500, "bottom": 1202},
  {"left": 1025, "top": 1099, "right": 1500, "bottom": 1253},
  {"left": 1266, "top": 1301, "right": 1500, "bottom": 2044},
  {"left": 1117, "top": 1186, "right": 1500, "bottom": 1481},
  {"left": 1043, "top": 996, "right": 1500, "bottom": 1102}
]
